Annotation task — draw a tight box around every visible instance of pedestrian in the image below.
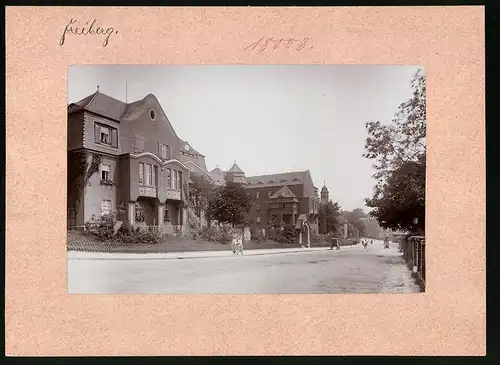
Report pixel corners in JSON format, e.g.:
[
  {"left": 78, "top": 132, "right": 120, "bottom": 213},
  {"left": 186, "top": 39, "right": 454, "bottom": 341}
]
[{"left": 231, "top": 232, "right": 244, "bottom": 255}]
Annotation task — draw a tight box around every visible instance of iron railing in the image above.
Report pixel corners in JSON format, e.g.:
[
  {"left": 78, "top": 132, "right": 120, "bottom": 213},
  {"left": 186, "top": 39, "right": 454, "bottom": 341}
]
[{"left": 399, "top": 235, "right": 425, "bottom": 289}]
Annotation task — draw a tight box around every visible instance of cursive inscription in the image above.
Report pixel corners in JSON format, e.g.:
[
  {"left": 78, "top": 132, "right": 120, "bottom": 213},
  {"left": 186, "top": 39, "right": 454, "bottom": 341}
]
[
  {"left": 59, "top": 19, "right": 118, "bottom": 47},
  {"left": 244, "top": 37, "right": 313, "bottom": 52}
]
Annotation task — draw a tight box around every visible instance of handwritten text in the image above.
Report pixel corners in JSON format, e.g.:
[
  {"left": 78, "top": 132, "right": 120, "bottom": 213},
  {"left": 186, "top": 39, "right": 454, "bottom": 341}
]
[
  {"left": 244, "top": 37, "right": 313, "bottom": 52},
  {"left": 59, "top": 19, "right": 118, "bottom": 47}
]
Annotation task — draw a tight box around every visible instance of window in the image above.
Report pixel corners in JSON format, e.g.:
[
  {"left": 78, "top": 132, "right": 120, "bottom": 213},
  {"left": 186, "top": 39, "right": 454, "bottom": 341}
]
[
  {"left": 284, "top": 203, "right": 294, "bottom": 208},
  {"left": 94, "top": 123, "right": 118, "bottom": 148},
  {"left": 268, "top": 191, "right": 273, "bottom": 198},
  {"left": 160, "top": 143, "right": 170, "bottom": 160},
  {"left": 101, "top": 199, "right": 111, "bottom": 216},
  {"left": 134, "top": 136, "right": 144, "bottom": 153},
  {"left": 145, "top": 164, "right": 152, "bottom": 186},
  {"left": 256, "top": 192, "right": 260, "bottom": 199},
  {"left": 172, "top": 170, "right": 177, "bottom": 189},
  {"left": 256, "top": 216, "right": 261, "bottom": 224},
  {"left": 152, "top": 166, "right": 156, "bottom": 187},
  {"left": 139, "top": 163, "right": 144, "bottom": 185},
  {"left": 166, "top": 168, "right": 171, "bottom": 188},
  {"left": 101, "top": 164, "right": 111, "bottom": 181},
  {"left": 177, "top": 171, "right": 182, "bottom": 191},
  {"left": 100, "top": 126, "right": 110, "bottom": 144},
  {"left": 150, "top": 109, "right": 156, "bottom": 120},
  {"left": 270, "top": 203, "right": 281, "bottom": 209},
  {"left": 256, "top": 204, "right": 260, "bottom": 211}
]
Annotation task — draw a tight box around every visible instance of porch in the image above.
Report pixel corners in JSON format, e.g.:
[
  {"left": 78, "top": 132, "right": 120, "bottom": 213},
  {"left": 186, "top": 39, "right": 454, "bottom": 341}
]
[{"left": 126, "top": 197, "right": 187, "bottom": 235}]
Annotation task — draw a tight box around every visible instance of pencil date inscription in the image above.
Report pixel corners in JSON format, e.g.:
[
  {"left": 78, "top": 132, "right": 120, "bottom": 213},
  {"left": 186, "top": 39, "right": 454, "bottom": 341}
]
[{"left": 244, "top": 37, "right": 313, "bottom": 52}]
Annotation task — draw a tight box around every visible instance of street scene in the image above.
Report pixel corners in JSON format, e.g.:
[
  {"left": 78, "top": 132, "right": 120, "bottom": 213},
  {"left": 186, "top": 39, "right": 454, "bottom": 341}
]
[
  {"left": 67, "top": 65, "right": 426, "bottom": 294},
  {"left": 68, "top": 239, "right": 420, "bottom": 294}
]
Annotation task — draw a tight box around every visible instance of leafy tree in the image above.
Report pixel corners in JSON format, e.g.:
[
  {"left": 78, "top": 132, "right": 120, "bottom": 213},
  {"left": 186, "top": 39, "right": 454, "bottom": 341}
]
[
  {"left": 363, "top": 69, "right": 426, "bottom": 233},
  {"left": 341, "top": 209, "right": 367, "bottom": 237},
  {"left": 366, "top": 155, "right": 425, "bottom": 232},
  {"left": 319, "top": 200, "right": 341, "bottom": 234},
  {"left": 206, "top": 182, "right": 251, "bottom": 227},
  {"left": 188, "top": 173, "right": 215, "bottom": 228}
]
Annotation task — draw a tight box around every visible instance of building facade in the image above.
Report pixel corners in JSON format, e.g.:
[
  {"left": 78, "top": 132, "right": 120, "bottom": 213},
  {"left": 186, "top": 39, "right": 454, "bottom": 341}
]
[
  {"left": 209, "top": 164, "right": 320, "bottom": 233},
  {"left": 67, "top": 90, "right": 191, "bottom": 234}
]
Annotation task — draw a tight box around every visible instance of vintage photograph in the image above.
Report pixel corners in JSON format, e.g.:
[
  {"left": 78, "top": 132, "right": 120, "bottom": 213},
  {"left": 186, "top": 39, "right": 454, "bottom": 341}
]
[{"left": 67, "top": 65, "right": 426, "bottom": 294}]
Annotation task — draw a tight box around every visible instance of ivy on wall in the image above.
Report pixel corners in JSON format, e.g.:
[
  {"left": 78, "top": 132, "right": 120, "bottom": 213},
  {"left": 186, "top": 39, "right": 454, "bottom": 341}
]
[{"left": 67, "top": 151, "right": 102, "bottom": 211}]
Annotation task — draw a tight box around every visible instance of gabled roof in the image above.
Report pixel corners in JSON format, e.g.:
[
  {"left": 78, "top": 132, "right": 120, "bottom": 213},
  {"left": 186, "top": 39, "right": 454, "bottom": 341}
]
[
  {"left": 68, "top": 91, "right": 128, "bottom": 122},
  {"left": 227, "top": 163, "right": 244, "bottom": 174},
  {"left": 209, "top": 167, "right": 226, "bottom": 185},
  {"left": 179, "top": 140, "right": 205, "bottom": 157},
  {"left": 269, "top": 186, "right": 297, "bottom": 199},
  {"left": 184, "top": 160, "right": 213, "bottom": 180},
  {"left": 245, "top": 170, "right": 309, "bottom": 188}
]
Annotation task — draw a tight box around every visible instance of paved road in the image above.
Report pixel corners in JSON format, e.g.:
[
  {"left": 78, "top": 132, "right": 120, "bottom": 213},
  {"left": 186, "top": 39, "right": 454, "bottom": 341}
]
[{"left": 67, "top": 240, "right": 421, "bottom": 294}]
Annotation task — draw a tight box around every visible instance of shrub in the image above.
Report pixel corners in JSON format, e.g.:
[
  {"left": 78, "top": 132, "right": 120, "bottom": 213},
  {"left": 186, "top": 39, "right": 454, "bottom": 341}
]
[
  {"left": 310, "top": 232, "right": 321, "bottom": 244},
  {"left": 115, "top": 223, "right": 161, "bottom": 245},
  {"left": 265, "top": 224, "right": 297, "bottom": 244},
  {"left": 85, "top": 213, "right": 114, "bottom": 241},
  {"left": 200, "top": 226, "right": 222, "bottom": 242},
  {"left": 250, "top": 227, "right": 267, "bottom": 242}
]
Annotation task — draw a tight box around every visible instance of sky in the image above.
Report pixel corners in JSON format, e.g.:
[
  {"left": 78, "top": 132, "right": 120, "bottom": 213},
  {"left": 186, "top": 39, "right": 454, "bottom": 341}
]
[{"left": 68, "top": 65, "right": 420, "bottom": 212}]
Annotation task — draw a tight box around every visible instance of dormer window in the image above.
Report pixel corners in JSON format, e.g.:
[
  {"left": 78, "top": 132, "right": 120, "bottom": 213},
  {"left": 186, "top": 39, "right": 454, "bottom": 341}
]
[
  {"left": 100, "top": 126, "right": 110, "bottom": 144},
  {"left": 292, "top": 177, "right": 301, "bottom": 182},
  {"left": 269, "top": 180, "right": 276, "bottom": 183},
  {"left": 149, "top": 109, "right": 156, "bottom": 120},
  {"left": 94, "top": 122, "right": 118, "bottom": 148},
  {"left": 258, "top": 180, "right": 264, "bottom": 184},
  {"left": 280, "top": 179, "right": 287, "bottom": 183}
]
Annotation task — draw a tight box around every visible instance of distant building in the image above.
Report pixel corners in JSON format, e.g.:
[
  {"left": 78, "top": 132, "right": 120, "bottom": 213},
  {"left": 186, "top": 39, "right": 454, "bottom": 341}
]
[
  {"left": 320, "top": 184, "right": 329, "bottom": 205},
  {"left": 209, "top": 165, "right": 320, "bottom": 233}
]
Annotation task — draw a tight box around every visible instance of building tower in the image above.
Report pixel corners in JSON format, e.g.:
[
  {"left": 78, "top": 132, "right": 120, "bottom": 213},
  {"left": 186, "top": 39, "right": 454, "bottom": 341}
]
[
  {"left": 321, "top": 182, "right": 329, "bottom": 205},
  {"left": 225, "top": 161, "right": 247, "bottom": 184}
]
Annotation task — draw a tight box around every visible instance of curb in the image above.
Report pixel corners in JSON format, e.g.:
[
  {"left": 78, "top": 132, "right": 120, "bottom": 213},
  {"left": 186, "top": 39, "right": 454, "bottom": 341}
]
[{"left": 68, "top": 248, "right": 330, "bottom": 261}]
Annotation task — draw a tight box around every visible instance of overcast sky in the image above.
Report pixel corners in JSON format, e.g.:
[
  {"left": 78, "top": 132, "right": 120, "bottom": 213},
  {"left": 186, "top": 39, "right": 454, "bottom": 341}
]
[{"left": 68, "top": 65, "right": 420, "bottom": 211}]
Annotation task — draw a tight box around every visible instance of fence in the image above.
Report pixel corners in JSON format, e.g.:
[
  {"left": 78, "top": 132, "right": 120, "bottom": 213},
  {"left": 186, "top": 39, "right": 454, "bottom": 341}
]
[{"left": 399, "top": 235, "right": 425, "bottom": 290}]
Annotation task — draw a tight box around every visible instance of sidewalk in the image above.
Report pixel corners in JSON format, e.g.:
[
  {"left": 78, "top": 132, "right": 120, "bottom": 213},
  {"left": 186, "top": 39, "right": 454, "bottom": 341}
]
[{"left": 67, "top": 246, "right": 331, "bottom": 260}]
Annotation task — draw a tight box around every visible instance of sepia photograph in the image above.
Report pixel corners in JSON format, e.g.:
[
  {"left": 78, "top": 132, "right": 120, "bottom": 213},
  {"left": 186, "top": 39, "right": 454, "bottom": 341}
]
[{"left": 67, "top": 65, "right": 426, "bottom": 294}]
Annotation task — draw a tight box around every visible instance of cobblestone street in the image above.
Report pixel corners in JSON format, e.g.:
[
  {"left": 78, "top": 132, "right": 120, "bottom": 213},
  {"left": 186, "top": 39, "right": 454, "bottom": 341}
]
[{"left": 68, "top": 240, "right": 421, "bottom": 294}]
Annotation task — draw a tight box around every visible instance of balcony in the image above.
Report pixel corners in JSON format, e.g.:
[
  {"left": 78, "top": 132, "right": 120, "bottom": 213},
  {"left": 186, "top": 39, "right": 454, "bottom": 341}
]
[
  {"left": 138, "top": 186, "right": 157, "bottom": 198},
  {"left": 166, "top": 188, "right": 181, "bottom": 201}
]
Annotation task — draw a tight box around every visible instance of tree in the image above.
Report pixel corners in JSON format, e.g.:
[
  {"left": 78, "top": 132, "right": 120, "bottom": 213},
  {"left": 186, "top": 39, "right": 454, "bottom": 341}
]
[
  {"left": 319, "top": 200, "right": 341, "bottom": 234},
  {"left": 366, "top": 154, "right": 425, "bottom": 232},
  {"left": 206, "top": 182, "right": 251, "bottom": 227},
  {"left": 341, "top": 209, "right": 367, "bottom": 237},
  {"left": 188, "top": 173, "right": 215, "bottom": 228},
  {"left": 363, "top": 69, "right": 426, "bottom": 233}
]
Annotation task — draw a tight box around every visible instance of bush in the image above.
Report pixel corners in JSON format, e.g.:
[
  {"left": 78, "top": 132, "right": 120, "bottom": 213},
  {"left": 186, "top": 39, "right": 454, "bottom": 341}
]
[
  {"left": 200, "top": 226, "right": 222, "bottom": 242},
  {"left": 250, "top": 227, "right": 267, "bottom": 242},
  {"left": 85, "top": 213, "right": 114, "bottom": 241},
  {"left": 115, "top": 223, "right": 161, "bottom": 245},
  {"left": 310, "top": 232, "right": 321, "bottom": 244},
  {"left": 265, "top": 224, "right": 297, "bottom": 244}
]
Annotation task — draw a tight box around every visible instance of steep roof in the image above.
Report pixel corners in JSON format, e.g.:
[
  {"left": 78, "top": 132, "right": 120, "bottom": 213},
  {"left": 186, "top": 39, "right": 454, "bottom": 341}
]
[
  {"left": 179, "top": 139, "right": 205, "bottom": 157},
  {"left": 269, "top": 186, "right": 297, "bottom": 199},
  {"left": 227, "top": 163, "right": 244, "bottom": 174},
  {"left": 209, "top": 167, "right": 226, "bottom": 185},
  {"left": 245, "top": 170, "right": 309, "bottom": 188},
  {"left": 321, "top": 185, "right": 329, "bottom": 193},
  {"left": 68, "top": 91, "right": 128, "bottom": 121}
]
